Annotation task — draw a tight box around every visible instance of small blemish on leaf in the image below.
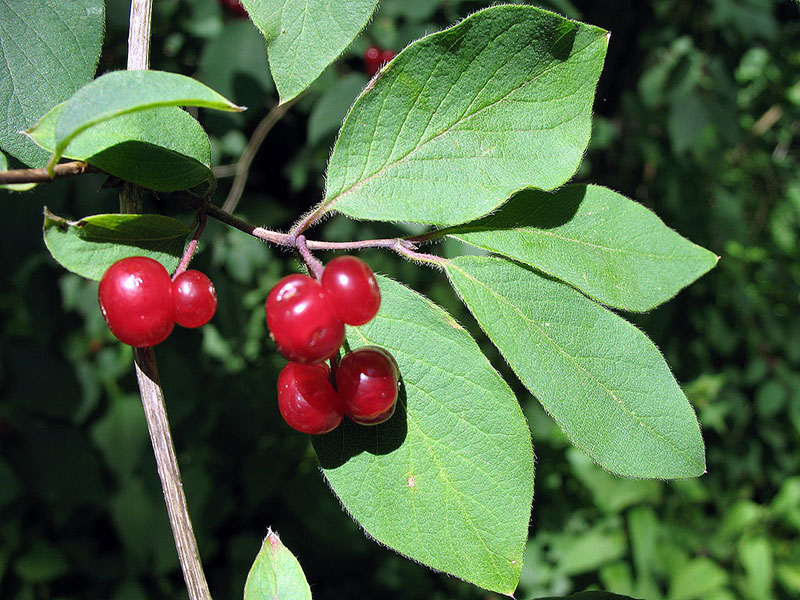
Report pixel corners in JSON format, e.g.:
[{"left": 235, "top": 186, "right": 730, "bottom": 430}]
[{"left": 406, "top": 475, "right": 416, "bottom": 488}]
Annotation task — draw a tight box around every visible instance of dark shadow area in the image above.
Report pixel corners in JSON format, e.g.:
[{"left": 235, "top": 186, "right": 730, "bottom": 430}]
[
  {"left": 313, "top": 377, "right": 408, "bottom": 469},
  {"left": 446, "top": 184, "right": 587, "bottom": 234},
  {"left": 550, "top": 19, "right": 577, "bottom": 60},
  {"left": 87, "top": 140, "right": 209, "bottom": 193}
]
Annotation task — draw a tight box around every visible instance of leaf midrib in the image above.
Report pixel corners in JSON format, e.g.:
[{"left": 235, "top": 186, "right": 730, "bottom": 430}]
[
  {"left": 323, "top": 29, "right": 606, "bottom": 213},
  {"left": 446, "top": 260, "right": 699, "bottom": 471}
]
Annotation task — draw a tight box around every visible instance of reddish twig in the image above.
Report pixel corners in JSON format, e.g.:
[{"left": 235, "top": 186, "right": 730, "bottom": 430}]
[{"left": 173, "top": 211, "right": 208, "bottom": 279}]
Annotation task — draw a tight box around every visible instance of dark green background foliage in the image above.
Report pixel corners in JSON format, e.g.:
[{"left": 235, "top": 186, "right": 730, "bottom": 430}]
[{"left": 1, "top": 0, "right": 799, "bottom": 598}]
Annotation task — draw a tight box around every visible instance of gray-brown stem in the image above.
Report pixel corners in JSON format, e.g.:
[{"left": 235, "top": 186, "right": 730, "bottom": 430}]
[{"left": 124, "top": 2, "right": 212, "bottom": 599}]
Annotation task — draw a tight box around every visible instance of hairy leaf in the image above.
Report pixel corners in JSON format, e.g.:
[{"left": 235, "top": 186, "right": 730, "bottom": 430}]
[
  {"left": 244, "top": 530, "right": 312, "bottom": 600},
  {"left": 28, "top": 104, "right": 211, "bottom": 192},
  {"left": 446, "top": 185, "right": 718, "bottom": 311},
  {"left": 322, "top": 5, "right": 608, "bottom": 225},
  {"left": 445, "top": 256, "right": 706, "bottom": 479},
  {"left": 313, "top": 276, "right": 533, "bottom": 595},
  {"left": 43, "top": 210, "right": 190, "bottom": 280},
  {"left": 0, "top": 0, "right": 103, "bottom": 167},
  {"left": 241, "top": 0, "right": 378, "bottom": 103},
  {"left": 26, "top": 70, "right": 242, "bottom": 171}
]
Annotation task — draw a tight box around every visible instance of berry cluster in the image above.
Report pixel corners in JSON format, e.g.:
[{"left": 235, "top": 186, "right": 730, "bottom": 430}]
[
  {"left": 98, "top": 257, "right": 217, "bottom": 347},
  {"left": 364, "top": 45, "right": 396, "bottom": 77},
  {"left": 266, "top": 256, "right": 399, "bottom": 434}
]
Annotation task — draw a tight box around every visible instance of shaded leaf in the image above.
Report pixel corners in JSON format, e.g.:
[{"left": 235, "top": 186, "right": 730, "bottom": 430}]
[
  {"left": 28, "top": 104, "right": 211, "bottom": 191},
  {"left": 241, "top": 0, "right": 378, "bottom": 103},
  {"left": 0, "top": 0, "right": 104, "bottom": 167},
  {"left": 323, "top": 5, "right": 608, "bottom": 225},
  {"left": 244, "top": 530, "right": 312, "bottom": 600},
  {"left": 313, "top": 276, "right": 533, "bottom": 595},
  {"left": 25, "top": 70, "right": 243, "bottom": 171},
  {"left": 446, "top": 185, "right": 718, "bottom": 311},
  {"left": 667, "top": 557, "right": 728, "bottom": 600},
  {"left": 43, "top": 209, "right": 190, "bottom": 280},
  {"left": 445, "top": 256, "right": 706, "bottom": 479}
]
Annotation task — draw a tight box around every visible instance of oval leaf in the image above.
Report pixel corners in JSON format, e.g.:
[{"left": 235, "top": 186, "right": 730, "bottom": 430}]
[
  {"left": 446, "top": 185, "right": 718, "bottom": 312},
  {"left": 241, "top": 0, "right": 378, "bottom": 103},
  {"left": 0, "top": 0, "right": 104, "bottom": 167},
  {"left": 43, "top": 209, "right": 190, "bottom": 280},
  {"left": 244, "top": 530, "right": 312, "bottom": 600},
  {"left": 322, "top": 5, "right": 608, "bottom": 225},
  {"left": 28, "top": 104, "right": 211, "bottom": 192},
  {"left": 26, "top": 70, "right": 243, "bottom": 172},
  {"left": 313, "top": 276, "right": 533, "bottom": 595},
  {"left": 445, "top": 256, "right": 706, "bottom": 479}
]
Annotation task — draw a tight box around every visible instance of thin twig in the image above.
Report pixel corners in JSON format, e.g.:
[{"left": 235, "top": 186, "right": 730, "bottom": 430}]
[
  {"left": 125, "top": 2, "right": 212, "bottom": 600},
  {"left": 287, "top": 201, "right": 332, "bottom": 241},
  {"left": 221, "top": 98, "right": 298, "bottom": 213},
  {"left": 296, "top": 235, "right": 324, "bottom": 279},
  {"left": 173, "top": 212, "right": 208, "bottom": 278},
  {"left": 0, "top": 161, "right": 94, "bottom": 185}
]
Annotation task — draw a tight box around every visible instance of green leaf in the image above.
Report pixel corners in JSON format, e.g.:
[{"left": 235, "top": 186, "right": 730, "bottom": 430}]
[
  {"left": 322, "top": 5, "right": 608, "bottom": 225},
  {"left": 196, "top": 19, "right": 273, "bottom": 106},
  {"left": 313, "top": 276, "right": 533, "bottom": 595},
  {"left": 446, "top": 185, "right": 718, "bottom": 312},
  {"left": 244, "top": 530, "right": 312, "bottom": 600},
  {"left": 738, "top": 536, "right": 773, "bottom": 600},
  {"left": 445, "top": 256, "right": 706, "bottom": 479},
  {"left": 551, "top": 523, "right": 627, "bottom": 575},
  {"left": 667, "top": 557, "right": 728, "bottom": 600},
  {"left": 43, "top": 209, "right": 190, "bottom": 280},
  {"left": 25, "top": 70, "right": 243, "bottom": 172},
  {"left": 0, "top": 0, "right": 104, "bottom": 167},
  {"left": 0, "top": 150, "right": 36, "bottom": 192},
  {"left": 241, "top": 0, "right": 378, "bottom": 103},
  {"left": 308, "top": 73, "right": 369, "bottom": 145},
  {"left": 28, "top": 104, "right": 212, "bottom": 192}
]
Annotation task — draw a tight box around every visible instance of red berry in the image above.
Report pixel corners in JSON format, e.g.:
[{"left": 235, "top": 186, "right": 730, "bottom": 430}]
[
  {"left": 98, "top": 257, "right": 175, "bottom": 347},
  {"left": 380, "top": 49, "right": 396, "bottom": 65},
  {"left": 321, "top": 256, "right": 381, "bottom": 326},
  {"left": 278, "top": 362, "right": 343, "bottom": 434},
  {"left": 220, "top": 0, "right": 248, "bottom": 18},
  {"left": 172, "top": 270, "right": 217, "bottom": 328},
  {"left": 266, "top": 274, "right": 345, "bottom": 363},
  {"left": 364, "top": 45, "right": 383, "bottom": 76},
  {"left": 337, "top": 346, "right": 399, "bottom": 425}
]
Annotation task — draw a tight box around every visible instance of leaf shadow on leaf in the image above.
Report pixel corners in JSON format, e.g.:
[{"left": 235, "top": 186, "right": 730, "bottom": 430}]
[
  {"left": 551, "top": 20, "right": 578, "bottom": 60},
  {"left": 446, "top": 185, "right": 586, "bottom": 234},
  {"left": 83, "top": 140, "right": 210, "bottom": 192},
  {"left": 312, "top": 380, "right": 408, "bottom": 469}
]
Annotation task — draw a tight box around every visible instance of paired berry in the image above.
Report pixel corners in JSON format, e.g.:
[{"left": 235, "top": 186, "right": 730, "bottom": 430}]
[
  {"left": 321, "top": 256, "right": 381, "bottom": 326},
  {"left": 173, "top": 270, "right": 218, "bottom": 328},
  {"left": 220, "top": 0, "right": 248, "bottom": 18},
  {"left": 336, "top": 346, "right": 399, "bottom": 425},
  {"left": 98, "top": 257, "right": 217, "bottom": 347},
  {"left": 277, "top": 362, "right": 343, "bottom": 434},
  {"left": 266, "top": 274, "right": 345, "bottom": 363},
  {"left": 98, "top": 257, "right": 175, "bottom": 348},
  {"left": 364, "top": 45, "right": 396, "bottom": 76}
]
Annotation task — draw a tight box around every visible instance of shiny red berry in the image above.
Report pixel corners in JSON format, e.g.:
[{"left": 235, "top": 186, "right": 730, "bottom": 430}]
[
  {"left": 220, "top": 0, "right": 248, "bottom": 18},
  {"left": 364, "top": 45, "right": 383, "bottom": 76},
  {"left": 98, "top": 257, "right": 175, "bottom": 347},
  {"left": 172, "top": 270, "right": 217, "bottom": 328},
  {"left": 321, "top": 256, "right": 381, "bottom": 326},
  {"left": 337, "top": 346, "right": 399, "bottom": 425},
  {"left": 278, "top": 362, "right": 343, "bottom": 434},
  {"left": 266, "top": 274, "right": 345, "bottom": 363}
]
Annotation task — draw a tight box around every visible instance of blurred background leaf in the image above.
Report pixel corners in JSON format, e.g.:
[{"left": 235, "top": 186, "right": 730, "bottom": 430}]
[{"left": 0, "top": 0, "right": 798, "bottom": 599}]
